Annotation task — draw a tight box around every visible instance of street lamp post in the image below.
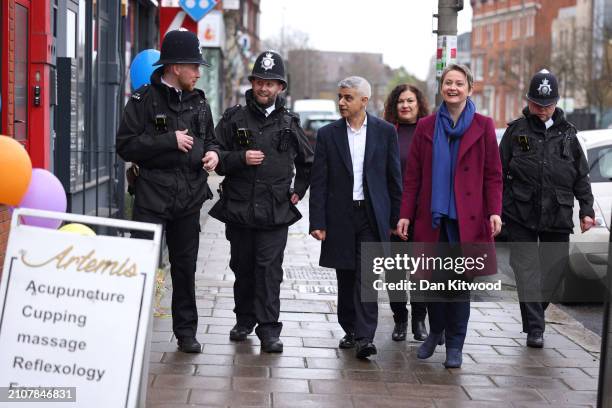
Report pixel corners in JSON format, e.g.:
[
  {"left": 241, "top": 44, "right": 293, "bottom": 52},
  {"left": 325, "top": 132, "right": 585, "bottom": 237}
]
[{"left": 433, "top": 0, "right": 464, "bottom": 106}]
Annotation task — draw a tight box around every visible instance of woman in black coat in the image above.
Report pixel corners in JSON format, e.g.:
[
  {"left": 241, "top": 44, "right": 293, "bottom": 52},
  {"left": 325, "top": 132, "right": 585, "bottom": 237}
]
[{"left": 382, "top": 83, "right": 430, "bottom": 342}]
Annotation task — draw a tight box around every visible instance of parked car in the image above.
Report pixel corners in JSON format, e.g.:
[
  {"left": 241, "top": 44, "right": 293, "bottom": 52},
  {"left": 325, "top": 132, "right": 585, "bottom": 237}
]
[
  {"left": 559, "top": 129, "right": 612, "bottom": 302},
  {"left": 302, "top": 114, "right": 339, "bottom": 148},
  {"left": 292, "top": 99, "right": 338, "bottom": 127}
]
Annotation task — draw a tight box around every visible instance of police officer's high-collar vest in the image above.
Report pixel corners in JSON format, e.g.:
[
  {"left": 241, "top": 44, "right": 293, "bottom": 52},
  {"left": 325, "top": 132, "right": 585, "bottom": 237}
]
[
  {"left": 501, "top": 107, "right": 594, "bottom": 233},
  {"left": 116, "top": 66, "right": 218, "bottom": 216},
  {"left": 209, "top": 89, "right": 314, "bottom": 228}
]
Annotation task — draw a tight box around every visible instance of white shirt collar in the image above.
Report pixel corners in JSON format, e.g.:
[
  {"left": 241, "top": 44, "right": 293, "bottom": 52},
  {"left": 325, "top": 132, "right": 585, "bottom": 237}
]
[
  {"left": 161, "top": 76, "right": 183, "bottom": 95},
  {"left": 346, "top": 114, "right": 367, "bottom": 133},
  {"left": 544, "top": 118, "right": 554, "bottom": 129},
  {"left": 265, "top": 104, "right": 275, "bottom": 117}
]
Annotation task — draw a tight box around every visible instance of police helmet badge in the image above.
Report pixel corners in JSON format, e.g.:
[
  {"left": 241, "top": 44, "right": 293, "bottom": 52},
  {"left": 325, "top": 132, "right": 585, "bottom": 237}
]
[
  {"left": 537, "top": 78, "right": 552, "bottom": 96},
  {"left": 261, "top": 52, "right": 276, "bottom": 71}
]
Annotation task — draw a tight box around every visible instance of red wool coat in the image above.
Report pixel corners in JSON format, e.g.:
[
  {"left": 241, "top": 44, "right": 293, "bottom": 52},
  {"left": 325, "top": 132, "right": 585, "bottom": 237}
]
[{"left": 399, "top": 112, "right": 503, "bottom": 244}]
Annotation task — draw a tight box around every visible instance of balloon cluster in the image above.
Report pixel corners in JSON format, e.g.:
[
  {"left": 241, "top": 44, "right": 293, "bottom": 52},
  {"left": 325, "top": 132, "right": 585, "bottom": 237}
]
[{"left": 0, "top": 136, "right": 94, "bottom": 235}]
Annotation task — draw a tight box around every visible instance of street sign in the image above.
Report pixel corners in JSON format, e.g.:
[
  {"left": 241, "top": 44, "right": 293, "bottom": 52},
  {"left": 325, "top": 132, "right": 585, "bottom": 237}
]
[
  {"left": 159, "top": 7, "right": 197, "bottom": 42},
  {"left": 198, "top": 10, "right": 224, "bottom": 48},
  {"left": 0, "top": 209, "right": 161, "bottom": 407},
  {"left": 436, "top": 35, "right": 457, "bottom": 78},
  {"left": 179, "top": 0, "right": 219, "bottom": 22}
]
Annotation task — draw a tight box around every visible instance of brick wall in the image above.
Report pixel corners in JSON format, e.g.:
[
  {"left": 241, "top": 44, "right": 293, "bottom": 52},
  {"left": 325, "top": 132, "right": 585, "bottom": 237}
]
[{"left": 471, "top": 0, "right": 577, "bottom": 127}]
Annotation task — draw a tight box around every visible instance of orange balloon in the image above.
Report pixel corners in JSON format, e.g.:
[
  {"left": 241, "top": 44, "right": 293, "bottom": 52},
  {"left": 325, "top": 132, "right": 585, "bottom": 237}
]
[{"left": 0, "top": 135, "right": 32, "bottom": 206}]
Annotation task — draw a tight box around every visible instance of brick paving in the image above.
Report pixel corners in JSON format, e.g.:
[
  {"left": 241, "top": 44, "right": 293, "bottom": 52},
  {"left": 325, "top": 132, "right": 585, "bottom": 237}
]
[{"left": 146, "top": 175, "right": 601, "bottom": 408}]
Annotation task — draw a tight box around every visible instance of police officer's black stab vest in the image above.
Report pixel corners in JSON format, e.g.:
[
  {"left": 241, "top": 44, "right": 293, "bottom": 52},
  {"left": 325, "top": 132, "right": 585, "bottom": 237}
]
[
  {"left": 116, "top": 67, "right": 219, "bottom": 216},
  {"left": 500, "top": 107, "right": 594, "bottom": 233},
  {"left": 209, "top": 90, "right": 314, "bottom": 228}
]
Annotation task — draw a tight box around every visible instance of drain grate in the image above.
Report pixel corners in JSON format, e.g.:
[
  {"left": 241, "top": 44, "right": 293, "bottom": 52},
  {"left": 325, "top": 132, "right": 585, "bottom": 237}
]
[{"left": 284, "top": 266, "right": 336, "bottom": 281}]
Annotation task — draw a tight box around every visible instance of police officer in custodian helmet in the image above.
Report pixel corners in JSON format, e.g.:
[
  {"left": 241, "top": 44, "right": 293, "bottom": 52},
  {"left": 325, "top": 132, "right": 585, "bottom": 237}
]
[
  {"left": 499, "top": 69, "right": 594, "bottom": 349},
  {"left": 209, "top": 50, "right": 314, "bottom": 353},
  {"left": 116, "top": 29, "right": 220, "bottom": 353}
]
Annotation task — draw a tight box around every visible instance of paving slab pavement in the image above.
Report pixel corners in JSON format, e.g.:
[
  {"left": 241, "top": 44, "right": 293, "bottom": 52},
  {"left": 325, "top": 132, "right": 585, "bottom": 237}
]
[{"left": 146, "top": 175, "right": 601, "bottom": 407}]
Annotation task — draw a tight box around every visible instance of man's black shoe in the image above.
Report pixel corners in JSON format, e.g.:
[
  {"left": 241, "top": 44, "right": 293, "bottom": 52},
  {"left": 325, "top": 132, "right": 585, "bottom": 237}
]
[
  {"left": 526, "top": 331, "right": 544, "bottom": 348},
  {"left": 229, "top": 324, "right": 253, "bottom": 342},
  {"left": 411, "top": 319, "right": 428, "bottom": 341},
  {"left": 338, "top": 333, "right": 356, "bottom": 349},
  {"left": 177, "top": 337, "right": 201, "bottom": 353},
  {"left": 355, "top": 341, "right": 377, "bottom": 359},
  {"left": 261, "top": 338, "right": 283, "bottom": 353},
  {"left": 392, "top": 322, "right": 408, "bottom": 341}
]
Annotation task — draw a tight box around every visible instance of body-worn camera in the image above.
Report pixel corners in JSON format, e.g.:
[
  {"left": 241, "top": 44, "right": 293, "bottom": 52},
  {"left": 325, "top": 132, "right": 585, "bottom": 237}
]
[
  {"left": 155, "top": 114, "right": 168, "bottom": 132},
  {"left": 235, "top": 127, "right": 254, "bottom": 148},
  {"left": 518, "top": 135, "right": 530, "bottom": 152},
  {"left": 277, "top": 128, "right": 293, "bottom": 152}
]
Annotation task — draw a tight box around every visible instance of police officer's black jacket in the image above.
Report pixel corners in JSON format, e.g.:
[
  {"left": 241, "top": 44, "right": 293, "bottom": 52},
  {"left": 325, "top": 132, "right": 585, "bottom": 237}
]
[
  {"left": 116, "top": 67, "right": 220, "bottom": 215},
  {"left": 209, "top": 90, "right": 314, "bottom": 228},
  {"left": 500, "top": 107, "right": 594, "bottom": 233}
]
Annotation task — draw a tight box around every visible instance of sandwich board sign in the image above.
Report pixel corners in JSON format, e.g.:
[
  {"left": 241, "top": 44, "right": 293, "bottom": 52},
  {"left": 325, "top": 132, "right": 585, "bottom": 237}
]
[{"left": 0, "top": 209, "right": 161, "bottom": 407}]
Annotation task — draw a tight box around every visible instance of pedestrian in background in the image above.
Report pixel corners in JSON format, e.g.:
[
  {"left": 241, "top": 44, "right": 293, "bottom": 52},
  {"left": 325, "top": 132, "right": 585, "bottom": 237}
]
[
  {"left": 397, "top": 64, "right": 502, "bottom": 368},
  {"left": 383, "top": 83, "right": 430, "bottom": 342},
  {"left": 116, "top": 29, "right": 220, "bottom": 353},
  {"left": 500, "top": 69, "right": 594, "bottom": 348},
  {"left": 209, "top": 51, "right": 313, "bottom": 353},
  {"left": 309, "top": 76, "right": 403, "bottom": 359}
]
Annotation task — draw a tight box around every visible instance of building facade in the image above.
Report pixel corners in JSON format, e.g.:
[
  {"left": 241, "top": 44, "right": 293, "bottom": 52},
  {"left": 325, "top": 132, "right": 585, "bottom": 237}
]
[
  {"left": 470, "top": 0, "right": 576, "bottom": 127},
  {"left": 0, "top": 0, "right": 158, "bottom": 270},
  {"left": 287, "top": 49, "right": 392, "bottom": 115}
]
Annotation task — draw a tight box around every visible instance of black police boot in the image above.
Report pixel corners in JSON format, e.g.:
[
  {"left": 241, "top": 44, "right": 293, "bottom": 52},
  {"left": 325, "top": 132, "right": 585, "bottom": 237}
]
[
  {"left": 338, "top": 333, "right": 356, "bottom": 349},
  {"left": 177, "top": 337, "right": 201, "bottom": 353},
  {"left": 392, "top": 322, "right": 408, "bottom": 341},
  {"left": 411, "top": 318, "right": 428, "bottom": 341},
  {"left": 355, "top": 340, "right": 377, "bottom": 359},
  {"left": 526, "top": 331, "right": 544, "bottom": 348},
  {"left": 229, "top": 324, "right": 253, "bottom": 342},
  {"left": 261, "top": 338, "right": 283, "bottom": 353}
]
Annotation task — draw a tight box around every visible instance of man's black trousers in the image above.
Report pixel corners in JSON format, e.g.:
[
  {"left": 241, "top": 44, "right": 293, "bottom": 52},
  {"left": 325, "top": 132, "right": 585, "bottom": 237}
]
[
  {"left": 506, "top": 220, "right": 570, "bottom": 334},
  {"left": 132, "top": 206, "right": 200, "bottom": 340},
  {"left": 336, "top": 205, "right": 379, "bottom": 342},
  {"left": 226, "top": 225, "right": 288, "bottom": 341}
]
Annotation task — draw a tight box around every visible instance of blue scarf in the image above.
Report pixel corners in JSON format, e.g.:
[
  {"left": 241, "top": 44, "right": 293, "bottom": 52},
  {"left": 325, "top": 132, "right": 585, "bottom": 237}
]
[{"left": 431, "top": 98, "right": 476, "bottom": 240}]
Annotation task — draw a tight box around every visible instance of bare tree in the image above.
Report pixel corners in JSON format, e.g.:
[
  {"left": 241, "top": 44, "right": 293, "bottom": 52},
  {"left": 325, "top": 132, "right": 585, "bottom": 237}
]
[{"left": 262, "top": 26, "right": 310, "bottom": 58}]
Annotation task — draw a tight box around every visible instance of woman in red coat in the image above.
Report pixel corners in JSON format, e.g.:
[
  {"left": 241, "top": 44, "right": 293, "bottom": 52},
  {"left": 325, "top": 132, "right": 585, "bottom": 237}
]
[{"left": 396, "top": 64, "right": 503, "bottom": 368}]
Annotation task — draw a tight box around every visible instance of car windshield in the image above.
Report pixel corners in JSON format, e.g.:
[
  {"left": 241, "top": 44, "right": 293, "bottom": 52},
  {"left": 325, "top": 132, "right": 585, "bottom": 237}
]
[
  {"left": 307, "top": 120, "right": 334, "bottom": 132},
  {"left": 588, "top": 146, "right": 612, "bottom": 182}
]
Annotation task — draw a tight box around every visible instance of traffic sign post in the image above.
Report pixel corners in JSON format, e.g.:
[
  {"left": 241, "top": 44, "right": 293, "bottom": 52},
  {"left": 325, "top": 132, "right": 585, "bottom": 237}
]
[{"left": 179, "top": 0, "right": 219, "bottom": 22}]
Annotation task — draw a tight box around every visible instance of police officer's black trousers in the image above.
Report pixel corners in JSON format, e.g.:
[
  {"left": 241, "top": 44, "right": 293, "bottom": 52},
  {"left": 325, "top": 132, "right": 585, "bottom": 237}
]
[
  {"left": 132, "top": 206, "right": 200, "bottom": 340},
  {"left": 506, "top": 220, "right": 570, "bottom": 334},
  {"left": 336, "top": 205, "right": 379, "bottom": 343},
  {"left": 226, "top": 225, "right": 288, "bottom": 340}
]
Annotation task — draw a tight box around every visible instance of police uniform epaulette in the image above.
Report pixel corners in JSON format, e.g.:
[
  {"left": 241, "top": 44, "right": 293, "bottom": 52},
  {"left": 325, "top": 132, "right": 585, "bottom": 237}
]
[
  {"left": 131, "top": 84, "right": 150, "bottom": 101},
  {"left": 195, "top": 88, "right": 207, "bottom": 100},
  {"left": 223, "top": 104, "right": 242, "bottom": 120},
  {"left": 285, "top": 110, "right": 300, "bottom": 120},
  {"left": 506, "top": 117, "right": 522, "bottom": 127},
  {"left": 285, "top": 110, "right": 301, "bottom": 126}
]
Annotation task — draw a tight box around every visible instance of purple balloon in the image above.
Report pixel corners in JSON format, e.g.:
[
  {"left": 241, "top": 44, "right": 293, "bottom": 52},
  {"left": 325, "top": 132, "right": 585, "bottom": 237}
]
[{"left": 18, "top": 169, "right": 67, "bottom": 229}]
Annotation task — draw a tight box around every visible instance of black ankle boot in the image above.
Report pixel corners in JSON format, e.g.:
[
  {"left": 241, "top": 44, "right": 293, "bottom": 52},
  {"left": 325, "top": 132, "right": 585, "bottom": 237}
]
[{"left": 411, "top": 318, "right": 428, "bottom": 341}]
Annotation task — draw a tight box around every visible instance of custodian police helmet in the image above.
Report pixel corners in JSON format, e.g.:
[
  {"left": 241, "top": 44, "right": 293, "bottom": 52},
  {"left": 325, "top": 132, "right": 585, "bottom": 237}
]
[
  {"left": 248, "top": 50, "right": 287, "bottom": 89},
  {"left": 526, "top": 69, "right": 560, "bottom": 107},
  {"left": 153, "top": 29, "right": 210, "bottom": 66}
]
